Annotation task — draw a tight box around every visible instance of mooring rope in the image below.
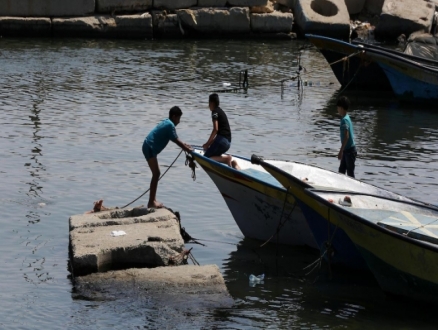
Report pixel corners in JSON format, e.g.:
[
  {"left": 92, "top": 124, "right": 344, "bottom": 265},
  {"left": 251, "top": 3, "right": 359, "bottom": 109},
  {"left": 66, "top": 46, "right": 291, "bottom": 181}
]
[
  {"left": 185, "top": 151, "right": 197, "bottom": 181},
  {"left": 260, "top": 187, "right": 296, "bottom": 248},
  {"left": 120, "top": 149, "right": 184, "bottom": 209}
]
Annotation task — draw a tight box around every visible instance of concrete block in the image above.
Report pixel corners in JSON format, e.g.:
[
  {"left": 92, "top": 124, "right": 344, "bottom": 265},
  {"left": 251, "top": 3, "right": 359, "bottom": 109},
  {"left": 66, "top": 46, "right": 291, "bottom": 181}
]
[
  {"left": 250, "top": 12, "right": 293, "bottom": 33},
  {"left": 0, "top": 0, "right": 95, "bottom": 17},
  {"left": 53, "top": 14, "right": 153, "bottom": 39},
  {"left": 176, "top": 7, "right": 251, "bottom": 35},
  {"left": 96, "top": 0, "right": 152, "bottom": 13},
  {"left": 152, "top": 12, "right": 183, "bottom": 38},
  {"left": 198, "top": 0, "right": 228, "bottom": 6},
  {"left": 0, "top": 17, "right": 51, "bottom": 37},
  {"left": 69, "top": 207, "right": 184, "bottom": 275},
  {"left": 375, "top": 0, "right": 435, "bottom": 40},
  {"left": 228, "top": 0, "right": 269, "bottom": 6},
  {"left": 364, "top": 0, "right": 384, "bottom": 15},
  {"left": 74, "top": 265, "right": 234, "bottom": 310},
  {"left": 345, "top": 0, "right": 366, "bottom": 14},
  {"left": 154, "top": 0, "right": 197, "bottom": 10},
  {"left": 293, "top": 0, "right": 350, "bottom": 39}
]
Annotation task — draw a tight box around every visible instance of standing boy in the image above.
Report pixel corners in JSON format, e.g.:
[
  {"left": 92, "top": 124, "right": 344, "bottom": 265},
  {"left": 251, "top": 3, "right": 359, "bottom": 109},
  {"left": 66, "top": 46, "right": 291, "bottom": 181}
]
[
  {"left": 337, "top": 96, "right": 357, "bottom": 178},
  {"left": 202, "top": 93, "right": 240, "bottom": 169},
  {"left": 143, "top": 106, "right": 192, "bottom": 208}
]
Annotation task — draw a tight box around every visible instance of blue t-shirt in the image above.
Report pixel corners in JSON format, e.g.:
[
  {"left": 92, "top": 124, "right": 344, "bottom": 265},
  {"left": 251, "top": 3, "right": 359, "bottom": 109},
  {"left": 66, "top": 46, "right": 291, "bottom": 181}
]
[
  {"left": 340, "top": 114, "right": 355, "bottom": 150},
  {"left": 144, "top": 118, "right": 178, "bottom": 155}
]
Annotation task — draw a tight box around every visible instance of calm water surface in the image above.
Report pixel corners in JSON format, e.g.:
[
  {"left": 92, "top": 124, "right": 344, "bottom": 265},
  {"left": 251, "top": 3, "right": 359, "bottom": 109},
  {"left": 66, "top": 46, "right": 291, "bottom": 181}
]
[{"left": 0, "top": 38, "right": 437, "bottom": 329}]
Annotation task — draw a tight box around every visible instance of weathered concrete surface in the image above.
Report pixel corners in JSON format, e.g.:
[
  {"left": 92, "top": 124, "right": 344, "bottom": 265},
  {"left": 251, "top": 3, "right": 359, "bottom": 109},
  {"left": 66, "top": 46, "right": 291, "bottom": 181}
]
[
  {"left": 198, "top": 0, "right": 228, "bottom": 6},
  {"left": 152, "top": 12, "right": 182, "bottom": 38},
  {"left": 0, "top": 17, "right": 51, "bottom": 36},
  {"left": 293, "top": 0, "right": 350, "bottom": 39},
  {"left": 250, "top": 12, "right": 293, "bottom": 33},
  {"left": 52, "top": 14, "right": 153, "bottom": 39},
  {"left": 0, "top": 0, "right": 95, "bottom": 17},
  {"left": 154, "top": 0, "right": 197, "bottom": 10},
  {"left": 96, "top": 0, "right": 152, "bottom": 14},
  {"left": 228, "top": 0, "right": 269, "bottom": 6},
  {"left": 69, "top": 207, "right": 184, "bottom": 275},
  {"left": 345, "top": 0, "right": 366, "bottom": 14},
  {"left": 375, "top": 0, "right": 435, "bottom": 40},
  {"left": 74, "top": 265, "right": 234, "bottom": 311},
  {"left": 364, "top": 0, "right": 385, "bottom": 15},
  {"left": 177, "top": 7, "right": 251, "bottom": 35}
]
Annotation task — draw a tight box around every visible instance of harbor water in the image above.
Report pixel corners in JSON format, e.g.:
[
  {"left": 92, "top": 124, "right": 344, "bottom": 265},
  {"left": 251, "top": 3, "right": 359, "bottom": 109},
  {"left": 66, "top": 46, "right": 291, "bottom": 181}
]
[{"left": 1, "top": 38, "right": 437, "bottom": 329}]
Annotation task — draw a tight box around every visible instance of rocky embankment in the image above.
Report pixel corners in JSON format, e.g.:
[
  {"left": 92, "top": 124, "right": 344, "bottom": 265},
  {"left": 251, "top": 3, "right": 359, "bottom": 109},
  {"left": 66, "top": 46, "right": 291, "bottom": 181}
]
[{"left": 1, "top": 1, "right": 436, "bottom": 45}]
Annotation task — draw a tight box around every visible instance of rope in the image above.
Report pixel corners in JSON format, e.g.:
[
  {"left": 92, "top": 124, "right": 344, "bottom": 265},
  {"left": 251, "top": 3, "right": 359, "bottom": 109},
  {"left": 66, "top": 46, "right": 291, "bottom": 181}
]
[
  {"left": 185, "top": 151, "right": 197, "bottom": 181},
  {"left": 260, "top": 187, "right": 296, "bottom": 248},
  {"left": 120, "top": 149, "right": 184, "bottom": 209}
]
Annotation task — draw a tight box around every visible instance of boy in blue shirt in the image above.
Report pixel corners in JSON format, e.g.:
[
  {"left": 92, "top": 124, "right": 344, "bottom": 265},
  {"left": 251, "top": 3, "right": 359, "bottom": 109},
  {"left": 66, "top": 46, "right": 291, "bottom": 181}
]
[
  {"left": 142, "top": 106, "right": 192, "bottom": 208},
  {"left": 337, "top": 96, "right": 357, "bottom": 178}
]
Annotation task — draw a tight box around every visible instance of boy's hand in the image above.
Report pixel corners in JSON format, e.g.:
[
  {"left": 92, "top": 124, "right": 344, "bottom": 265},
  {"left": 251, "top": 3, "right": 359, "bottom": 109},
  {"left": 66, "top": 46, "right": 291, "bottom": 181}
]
[
  {"left": 338, "top": 150, "right": 343, "bottom": 160},
  {"left": 202, "top": 143, "right": 208, "bottom": 151},
  {"left": 184, "top": 144, "right": 193, "bottom": 152}
]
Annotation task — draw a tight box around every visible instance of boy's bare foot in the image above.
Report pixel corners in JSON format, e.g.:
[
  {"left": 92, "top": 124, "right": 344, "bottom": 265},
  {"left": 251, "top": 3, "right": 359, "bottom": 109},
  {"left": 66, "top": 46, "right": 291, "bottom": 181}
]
[
  {"left": 148, "top": 200, "right": 164, "bottom": 209},
  {"left": 231, "top": 159, "right": 241, "bottom": 170}
]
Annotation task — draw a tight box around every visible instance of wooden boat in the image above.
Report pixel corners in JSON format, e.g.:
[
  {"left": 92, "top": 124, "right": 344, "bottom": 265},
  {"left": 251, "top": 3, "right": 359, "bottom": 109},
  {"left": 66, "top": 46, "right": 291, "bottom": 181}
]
[
  {"left": 307, "top": 34, "right": 438, "bottom": 93},
  {"left": 363, "top": 48, "right": 438, "bottom": 101},
  {"left": 250, "top": 155, "right": 429, "bottom": 269},
  {"left": 305, "top": 188, "right": 438, "bottom": 303},
  {"left": 191, "top": 148, "right": 318, "bottom": 249}
]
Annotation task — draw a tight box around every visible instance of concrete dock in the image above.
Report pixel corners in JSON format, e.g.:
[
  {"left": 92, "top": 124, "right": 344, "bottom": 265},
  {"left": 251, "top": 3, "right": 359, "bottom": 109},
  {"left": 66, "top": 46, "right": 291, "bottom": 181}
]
[{"left": 70, "top": 206, "right": 186, "bottom": 276}]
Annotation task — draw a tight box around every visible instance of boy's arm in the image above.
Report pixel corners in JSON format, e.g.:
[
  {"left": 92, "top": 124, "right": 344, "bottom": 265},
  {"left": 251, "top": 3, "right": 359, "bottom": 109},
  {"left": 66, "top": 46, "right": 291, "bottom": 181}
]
[
  {"left": 338, "top": 130, "right": 349, "bottom": 160},
  {"left": 203, "top": 120, "right": 219, "bottom": 150},
  {"left": 174, "top": 138, "right": 192, "bottom": 152}
]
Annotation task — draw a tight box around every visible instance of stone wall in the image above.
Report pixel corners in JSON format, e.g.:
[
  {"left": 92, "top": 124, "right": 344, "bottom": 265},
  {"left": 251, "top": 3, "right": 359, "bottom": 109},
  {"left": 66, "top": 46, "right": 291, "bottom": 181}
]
[{"left": 0, "top": 1, "right": 295, "bottom": 38}]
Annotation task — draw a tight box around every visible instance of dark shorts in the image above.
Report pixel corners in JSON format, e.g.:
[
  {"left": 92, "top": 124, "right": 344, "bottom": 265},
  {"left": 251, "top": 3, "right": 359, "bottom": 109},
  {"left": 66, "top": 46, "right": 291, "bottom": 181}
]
[
  {"left": 339, "top": 146, "right": 357, "bottom": 178},
  {"left": 142, "top": 142, "right": 156, "bottom": 161},
  {"left": 204, "top": 135, "right": 230, "bottom": 158}
]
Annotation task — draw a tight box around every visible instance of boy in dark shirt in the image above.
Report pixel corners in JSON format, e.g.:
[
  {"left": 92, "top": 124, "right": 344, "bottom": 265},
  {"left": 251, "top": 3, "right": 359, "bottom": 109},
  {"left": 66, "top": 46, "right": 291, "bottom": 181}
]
[{"left": 203, "top": 94, "right": 240, "bottom": 169}]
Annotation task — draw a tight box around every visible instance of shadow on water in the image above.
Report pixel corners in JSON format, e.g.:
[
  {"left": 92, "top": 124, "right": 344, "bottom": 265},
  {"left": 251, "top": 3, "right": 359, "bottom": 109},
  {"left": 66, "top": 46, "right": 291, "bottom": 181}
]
[{"left": 220, "top": 238, "right": 438, "bottom": 329}]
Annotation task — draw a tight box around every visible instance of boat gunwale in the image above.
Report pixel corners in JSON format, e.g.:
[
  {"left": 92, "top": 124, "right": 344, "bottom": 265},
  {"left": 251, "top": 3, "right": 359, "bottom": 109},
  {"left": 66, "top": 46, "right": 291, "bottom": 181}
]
[
  {"left": 304, "top": 188, "right": 438, "bottom": 253},
  {"left": 306, "top": 34, "right": 438, "bottom": 68}
]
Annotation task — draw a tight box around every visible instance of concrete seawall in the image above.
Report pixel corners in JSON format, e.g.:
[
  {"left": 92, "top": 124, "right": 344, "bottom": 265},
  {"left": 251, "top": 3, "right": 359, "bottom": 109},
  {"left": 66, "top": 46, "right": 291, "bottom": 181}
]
[{"left": 0, "top": 0, "right": 295, "bottom": 39}]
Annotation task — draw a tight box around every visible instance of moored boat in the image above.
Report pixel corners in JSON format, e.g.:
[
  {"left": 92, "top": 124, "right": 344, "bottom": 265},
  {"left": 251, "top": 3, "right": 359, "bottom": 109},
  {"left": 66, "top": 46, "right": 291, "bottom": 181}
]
[
  {"left": 307, "top": 34, "right": 438, "bottom": 95},
  {"left": 250, "top": 155, "right": 428, "bottom": 269},
  {"left": 363, "top": 48, "right": 438, "bottom": 101},
  {"left": 305, "top": 189, "right": 438, "bottom": 303},
  {"left": 191, "top": 148, "right": 318, "bottom": 249}
]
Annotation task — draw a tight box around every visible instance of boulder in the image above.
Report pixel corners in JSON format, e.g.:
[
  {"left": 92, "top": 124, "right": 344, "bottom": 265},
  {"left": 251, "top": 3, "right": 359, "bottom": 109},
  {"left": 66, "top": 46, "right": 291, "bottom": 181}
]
[
  {"left": 293, "top": 0, "right": 350, "bottom": 39},
  {"left": 344, "top": 0, "right": 366, "bottom": 14},
  {"left": 228, "top": 0, "right": 269, "bottom": 5},
  {"left": 69, "top": 207, "right": 183, "bottom": 276},
  {"left": 52, "top": 14, "right": 153, "bottom": 39},
  {"left": 0, "top": 0, "right": 95, "bottom": 17},
  {"left": 198, "top": 0, "right": 228, "bottom": 6},
  {"left": 176, "top": 7, "right": 251, "bottom": 35},
  {"left": 0, "top": 17, "right": 51, "bottom": 37},
  {"left": 250, "top": 12, "right": 294, "bottom": 33},
  {"left": 152, "top": 12, "right": 182, "bottom": 37},
  {"left": 375, "top": 0, "right": 435, "bottom": 40},
  {"left": 364, "top": 0, "right": 385, "bottom": 15},
  {"left": 96, "top": 0, "right": 152, "bottom": 13},
  {"left": 154, "top": 0, "right": 197, "bottom": 10}
]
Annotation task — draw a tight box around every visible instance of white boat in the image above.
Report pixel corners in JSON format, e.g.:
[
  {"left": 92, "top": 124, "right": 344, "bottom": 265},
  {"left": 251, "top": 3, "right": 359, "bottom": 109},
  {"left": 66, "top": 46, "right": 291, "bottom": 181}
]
[{"left": 191, "top": 148, "right": 318, "bottom": 249}]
